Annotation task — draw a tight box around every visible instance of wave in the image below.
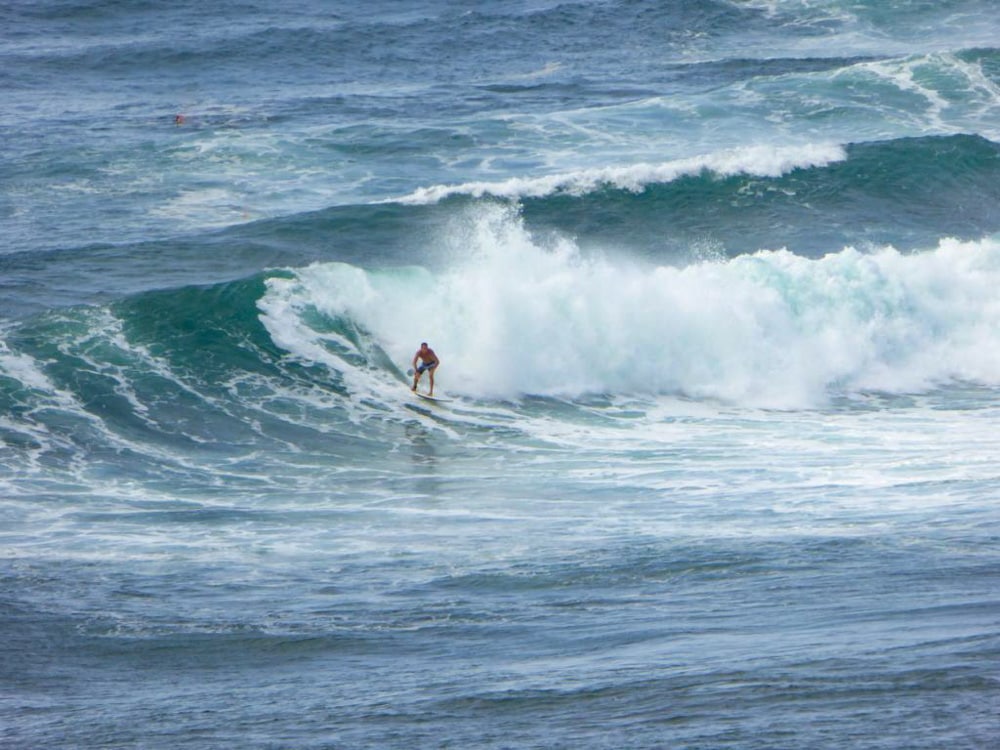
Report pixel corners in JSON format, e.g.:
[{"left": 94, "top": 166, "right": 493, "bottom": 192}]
[
  {"left": 392, "top": 134, "right": 1000, "bottom": 259},
  {"left": 7, "top": 204, "right": 997, "bottom": 461},
  {"left": 3, "top": 134, "right": 998, "bottom": 326},
  {"left": 395, "top": 134, "right": 999, "bottom": 208},
  {"left": 260, "top": 204, "right": 1000, "bottom": 408},
  {"left": 2, "top": 167, "right": 1000, "bottom": 489},
  {"left": 394, "top": 143, "right": 850, "bottom": 204}
]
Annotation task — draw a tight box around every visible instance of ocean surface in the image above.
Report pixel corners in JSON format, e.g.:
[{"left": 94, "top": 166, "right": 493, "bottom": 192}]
[{"left": 3, "top": 1, "right": 999, "bottom": 748}]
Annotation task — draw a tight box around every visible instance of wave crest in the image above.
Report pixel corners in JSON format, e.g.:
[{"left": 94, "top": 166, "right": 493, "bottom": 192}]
[{"left": 395, "top": 143, "right": 848, "bottom": 204}]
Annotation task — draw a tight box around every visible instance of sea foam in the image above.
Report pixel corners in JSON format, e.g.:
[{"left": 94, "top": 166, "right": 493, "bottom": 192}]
[{"left": 395, "top": 143, "right": 848, "bottom": 204}]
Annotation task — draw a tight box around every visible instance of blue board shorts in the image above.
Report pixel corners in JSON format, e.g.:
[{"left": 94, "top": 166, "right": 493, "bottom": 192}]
[{"left": 417, "top": 361, "right": 438, "bottom": 374}]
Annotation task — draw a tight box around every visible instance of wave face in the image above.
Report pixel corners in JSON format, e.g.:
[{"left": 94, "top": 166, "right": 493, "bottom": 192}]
[{"left": 4, "top": 1, "right": 1000, "bottom": 749}]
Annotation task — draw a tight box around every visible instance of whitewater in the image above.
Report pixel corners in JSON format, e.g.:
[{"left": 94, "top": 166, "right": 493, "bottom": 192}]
[{"left": 258, "top": 204, "right": 1000, "bottom": 407}]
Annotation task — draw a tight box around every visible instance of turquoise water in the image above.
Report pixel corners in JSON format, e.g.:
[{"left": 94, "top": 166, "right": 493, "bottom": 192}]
[{"left": 3, "top": 1, "right": 1000, "bottom": 748}]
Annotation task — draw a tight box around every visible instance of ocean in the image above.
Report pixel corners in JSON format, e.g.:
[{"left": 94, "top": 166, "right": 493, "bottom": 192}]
[{"left": 2, "top": 1, "right": 999, "bottom": 748}]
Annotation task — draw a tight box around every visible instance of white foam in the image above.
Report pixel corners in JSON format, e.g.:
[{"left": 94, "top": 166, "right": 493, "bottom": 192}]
[
  {"left": 0, "top": 339, "right": 57, "bottom": 394},
  {"left": 150, "top": 187, "right": 255, "bottom": 228},
  {"left": 847, "top": 53, "right": 1000, "bottom": 138},
  {"left": 394, "top": 143, "right": 848, "bottom": 204}
]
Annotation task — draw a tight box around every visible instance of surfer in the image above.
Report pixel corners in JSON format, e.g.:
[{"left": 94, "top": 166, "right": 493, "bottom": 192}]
[{"left": 411, "top": 342, "right": 440, "bottom": 396}]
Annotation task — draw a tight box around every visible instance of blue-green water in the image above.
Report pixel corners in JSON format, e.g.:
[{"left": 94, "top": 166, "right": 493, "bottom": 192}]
[{"left": 2, "top": 2, "right": 999, "bottom": 748}]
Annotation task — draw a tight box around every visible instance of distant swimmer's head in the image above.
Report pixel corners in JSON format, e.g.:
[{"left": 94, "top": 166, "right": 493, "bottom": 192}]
[{"left": 174, "top": 114, "right": 186, "bottom": 125}]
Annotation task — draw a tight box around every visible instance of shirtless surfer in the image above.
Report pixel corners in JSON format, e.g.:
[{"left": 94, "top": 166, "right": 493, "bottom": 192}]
[{"left": 411, "top": 342, "right": 440, "bottom": 396}]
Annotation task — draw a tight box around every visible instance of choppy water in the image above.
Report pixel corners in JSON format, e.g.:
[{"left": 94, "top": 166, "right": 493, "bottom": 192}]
[{"left": 3, "top": 1, "right": 999, "bottom": 748}]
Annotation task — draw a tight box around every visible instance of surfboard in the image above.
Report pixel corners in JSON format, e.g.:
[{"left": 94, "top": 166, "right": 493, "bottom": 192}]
[{"left": 414, "top": 392, "right": 451, "bottom": 403}]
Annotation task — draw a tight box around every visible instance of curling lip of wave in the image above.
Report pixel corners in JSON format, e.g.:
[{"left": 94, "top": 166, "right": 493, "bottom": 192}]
[{"left": 394, "top": 143, "right": 849, "bottom": 204}]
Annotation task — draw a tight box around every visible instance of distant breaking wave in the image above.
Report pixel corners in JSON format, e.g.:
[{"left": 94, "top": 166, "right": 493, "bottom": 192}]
[{"left": 395, "top": 143, "right": 849, "bottom": 204}]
